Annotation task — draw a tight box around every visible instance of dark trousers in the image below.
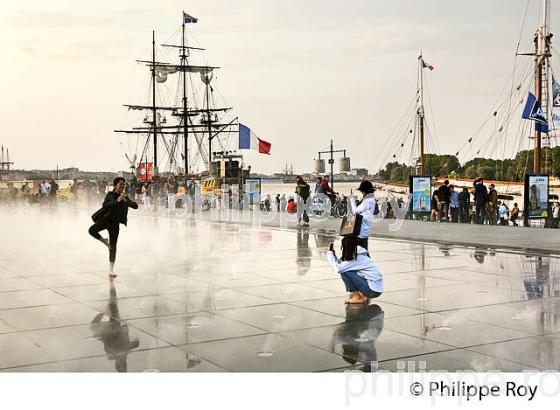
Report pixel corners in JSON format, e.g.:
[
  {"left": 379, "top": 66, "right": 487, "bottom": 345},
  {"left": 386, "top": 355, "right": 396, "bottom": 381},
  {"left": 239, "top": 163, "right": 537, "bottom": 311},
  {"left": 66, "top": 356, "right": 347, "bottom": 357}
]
[
  {"left": 438, "top": 202, "right": 449, "bottom": 221},
  {"left": 89, "top": 219, "right": 119, "bottom": 263},
  {"left": 450, "top": 207, "right": 459, "bottom": 223},
  {"left": 459, "top": 205, "right": 469, "bottom": 223},
  {"left": 340, "top": 271, "right": 381, "bottom": 298},
  {"left": 475, "top": 203, "right": 486, "bottom": 224}
]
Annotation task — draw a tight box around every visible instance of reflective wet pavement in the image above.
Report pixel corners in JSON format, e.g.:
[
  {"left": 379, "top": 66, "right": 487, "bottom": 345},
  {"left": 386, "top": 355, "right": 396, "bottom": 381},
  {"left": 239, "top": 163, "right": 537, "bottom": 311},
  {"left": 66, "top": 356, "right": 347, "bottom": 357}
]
[{"left": 1, "top": 208, "right": 560, "bottom": 372}]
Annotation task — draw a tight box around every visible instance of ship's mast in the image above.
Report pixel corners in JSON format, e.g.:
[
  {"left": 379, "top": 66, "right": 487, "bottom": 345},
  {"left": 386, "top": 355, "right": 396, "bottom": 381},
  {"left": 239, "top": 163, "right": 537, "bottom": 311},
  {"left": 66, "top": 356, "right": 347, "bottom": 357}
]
[
  {"left": 181, "top": 20, "right": 189, "bottom": 175},
  {"left": 206, "top": 80, "right": 212, "bottom": 167},
  {"left": 151, "top": 31, "right": 158, "bottom": 175},
  {"left": 0, "top": 145, "right": 14, "bottom": 178},
  {"left": 418, "top": 52, "right": 425, "bottom": 175},
  {"left": 115, "top": 16, "right": 238, "bottom": 175},
  {"left": 534, "top": 0, "right": 552, "bottom": 174}
]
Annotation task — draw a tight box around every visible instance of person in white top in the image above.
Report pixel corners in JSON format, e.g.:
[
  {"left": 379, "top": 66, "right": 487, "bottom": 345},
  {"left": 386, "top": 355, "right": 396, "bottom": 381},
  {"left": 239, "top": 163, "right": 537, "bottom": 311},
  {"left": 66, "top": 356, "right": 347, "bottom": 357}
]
[
  {"left": 498, "top": 202, "right": 508, "bottom": 226},
  {"left": 552, "top": 202, "right": 560, "bottom": 229},
  {"left": 327, "top": 236, "right": 384, "bottom": 304},
  {"left": 350, "top": 180, "right": 376, "bottom": 250}
]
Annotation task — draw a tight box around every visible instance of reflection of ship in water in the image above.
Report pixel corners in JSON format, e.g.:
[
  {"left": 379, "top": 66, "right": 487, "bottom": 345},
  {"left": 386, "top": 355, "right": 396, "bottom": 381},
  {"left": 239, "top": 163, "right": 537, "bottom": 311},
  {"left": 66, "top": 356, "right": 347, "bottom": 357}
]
[
  {"left": 331, "top": 304, "right": 384, "bottom": 372},
  {"left": 89, "top": 281, "right": 140, "bottom": 372}
]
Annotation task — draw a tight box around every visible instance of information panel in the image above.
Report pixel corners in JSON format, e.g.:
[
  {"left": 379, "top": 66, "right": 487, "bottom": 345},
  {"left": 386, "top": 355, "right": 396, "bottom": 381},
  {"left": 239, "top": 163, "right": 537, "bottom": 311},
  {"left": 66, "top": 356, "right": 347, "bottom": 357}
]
[
  {"left": 244, "top": 178, "right": 262, "bottom": 205},
  {"left": 525, "top": 174, "right": 549, "bottom": 219},
  {"left": 409, "top": 175, "right": 432, "bottom": 213}
]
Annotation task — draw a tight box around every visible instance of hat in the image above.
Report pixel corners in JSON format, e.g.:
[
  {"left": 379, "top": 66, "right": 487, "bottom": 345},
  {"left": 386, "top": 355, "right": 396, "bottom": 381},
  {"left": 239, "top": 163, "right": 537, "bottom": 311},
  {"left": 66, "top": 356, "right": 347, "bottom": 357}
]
[{"left": 357, "top": 180, "right": 374, "bottom": 194}]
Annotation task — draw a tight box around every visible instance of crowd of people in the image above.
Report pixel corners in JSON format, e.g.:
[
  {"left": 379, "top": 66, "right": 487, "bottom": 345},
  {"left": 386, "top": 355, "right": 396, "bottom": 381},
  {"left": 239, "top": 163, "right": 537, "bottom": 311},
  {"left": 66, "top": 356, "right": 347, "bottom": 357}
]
[
  {"left": 3, "top": 174, "right": 560, "bottom": 229},
  {"left": 0, "top": 176, "right": 200, "bottom": 208},
  {"left": 427, "top": 178, "right": 560, "bottom": 227}
]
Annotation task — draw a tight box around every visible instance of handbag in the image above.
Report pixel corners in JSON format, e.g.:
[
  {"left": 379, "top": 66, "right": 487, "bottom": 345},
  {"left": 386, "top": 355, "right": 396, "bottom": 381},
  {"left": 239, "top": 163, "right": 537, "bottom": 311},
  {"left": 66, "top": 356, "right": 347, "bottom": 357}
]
[
  {"left": 339, "top": 214, "right": 363, "bottom": 236},
  {"left": 91, "top": 207, "right": 109, "bottom": 223}
]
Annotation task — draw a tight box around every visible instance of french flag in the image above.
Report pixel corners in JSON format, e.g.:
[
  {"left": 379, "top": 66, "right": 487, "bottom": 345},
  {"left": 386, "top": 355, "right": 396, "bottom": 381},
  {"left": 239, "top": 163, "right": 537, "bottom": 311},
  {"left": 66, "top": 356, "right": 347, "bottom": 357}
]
[
  {"left": 239, "top": 124, "right": 271, "bottom": 155},
  {"left": 422, "top": 59, "right": 434, "bottom": 71}
]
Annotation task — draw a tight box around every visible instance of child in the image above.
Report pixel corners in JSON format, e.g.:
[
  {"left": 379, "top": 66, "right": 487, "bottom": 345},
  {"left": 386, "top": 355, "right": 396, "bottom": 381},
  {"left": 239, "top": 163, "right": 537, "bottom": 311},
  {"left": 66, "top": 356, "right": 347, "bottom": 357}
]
[
  {"left": 327, "top": 236, "right": 383, "bottom": 304},
  {"left": 287, "top": 197, "right": 297, "bottom": 214}
]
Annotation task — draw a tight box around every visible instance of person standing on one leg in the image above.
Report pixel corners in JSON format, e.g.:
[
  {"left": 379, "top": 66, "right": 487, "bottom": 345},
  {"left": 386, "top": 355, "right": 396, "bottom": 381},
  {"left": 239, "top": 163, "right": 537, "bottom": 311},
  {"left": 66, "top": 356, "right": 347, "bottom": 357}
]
[
  {"left": 89, "top": 177, "right": 138, "bottom": 278},
  {"left": 327, "top": 237, "right": 383, "bottom": 304}
]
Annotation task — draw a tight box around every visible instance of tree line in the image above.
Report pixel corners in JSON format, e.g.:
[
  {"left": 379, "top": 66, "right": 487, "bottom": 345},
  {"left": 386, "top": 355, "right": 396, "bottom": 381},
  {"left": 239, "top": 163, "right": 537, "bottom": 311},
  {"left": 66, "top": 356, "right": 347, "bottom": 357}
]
[{"left": 377, "top": 147, "right": 560, "bottom": 183}]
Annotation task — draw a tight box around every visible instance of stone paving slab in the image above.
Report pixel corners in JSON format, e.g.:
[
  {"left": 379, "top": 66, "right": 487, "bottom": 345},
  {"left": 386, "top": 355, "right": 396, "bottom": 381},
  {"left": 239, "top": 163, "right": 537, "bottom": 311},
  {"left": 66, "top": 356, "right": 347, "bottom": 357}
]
[{"left": 0, "top": 206, "right": 559, "bottom": 372}]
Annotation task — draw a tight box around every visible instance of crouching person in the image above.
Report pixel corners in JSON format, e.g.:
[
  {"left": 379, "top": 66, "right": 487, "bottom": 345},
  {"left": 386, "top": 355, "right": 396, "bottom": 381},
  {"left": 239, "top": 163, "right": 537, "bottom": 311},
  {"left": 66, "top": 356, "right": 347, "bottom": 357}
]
[{"left": 327, "top": 236, "right": 384, "bottom": 304}]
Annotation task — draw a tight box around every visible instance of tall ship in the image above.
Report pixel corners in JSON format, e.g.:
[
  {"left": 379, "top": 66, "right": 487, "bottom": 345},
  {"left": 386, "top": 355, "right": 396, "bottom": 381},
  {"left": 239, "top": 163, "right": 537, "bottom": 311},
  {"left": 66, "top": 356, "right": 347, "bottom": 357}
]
[
  {"left": 115, "top": 12, "right": 253, "bottom": 192},
  {"left": 373, "top": 0, "right": 559, "bottom": 199}
]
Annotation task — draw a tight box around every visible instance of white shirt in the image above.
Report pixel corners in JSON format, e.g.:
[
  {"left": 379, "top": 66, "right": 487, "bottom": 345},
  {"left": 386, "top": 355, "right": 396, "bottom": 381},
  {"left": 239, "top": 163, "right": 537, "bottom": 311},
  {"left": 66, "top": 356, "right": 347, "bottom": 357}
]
[
  {"left": 327, "top": 246, "right": 384, "bottom": 293},
  {"left": 498, "top": 205, "right": 508, "bottom": 218},
  {"left": 498, "top": 205, "right": 507, "bottom": 218},
  {"left": 351, "top": 196, "right": 376, "bottom": 238}
]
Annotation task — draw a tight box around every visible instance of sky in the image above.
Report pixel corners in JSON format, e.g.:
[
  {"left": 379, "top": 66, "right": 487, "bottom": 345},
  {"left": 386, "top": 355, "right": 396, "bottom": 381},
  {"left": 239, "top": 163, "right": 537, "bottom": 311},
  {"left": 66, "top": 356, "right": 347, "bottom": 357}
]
[{"left": 0, "top": 0, "right": 558, "bottom": 174}]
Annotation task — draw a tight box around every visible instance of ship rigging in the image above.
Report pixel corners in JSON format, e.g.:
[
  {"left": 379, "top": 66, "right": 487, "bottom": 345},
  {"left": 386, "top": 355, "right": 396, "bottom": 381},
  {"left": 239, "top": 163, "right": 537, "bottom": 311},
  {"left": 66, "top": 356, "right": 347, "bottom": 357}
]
[{"left": 115, "top": 12, "right": 240, "bottom": 178}]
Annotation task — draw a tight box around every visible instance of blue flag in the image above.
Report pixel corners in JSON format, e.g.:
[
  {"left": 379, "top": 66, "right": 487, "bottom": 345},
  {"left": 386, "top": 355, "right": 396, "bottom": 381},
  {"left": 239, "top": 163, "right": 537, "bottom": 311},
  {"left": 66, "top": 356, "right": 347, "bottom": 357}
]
[{"left": 522, "top": 92, "right": 549, "bottom": 133}]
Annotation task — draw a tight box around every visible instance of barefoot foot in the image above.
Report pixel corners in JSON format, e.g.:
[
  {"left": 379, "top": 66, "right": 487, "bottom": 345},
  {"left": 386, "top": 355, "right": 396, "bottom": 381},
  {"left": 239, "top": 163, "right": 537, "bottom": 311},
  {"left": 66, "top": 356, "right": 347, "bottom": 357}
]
[
  {"left": 346, "top": 294, "right": 363, "bottom": 304},
  {"left": 345, "top": 292, "right": 360, "bottom": 304},
  {"left": 357, "top": 293, "right": 370, "bottom": 304}
]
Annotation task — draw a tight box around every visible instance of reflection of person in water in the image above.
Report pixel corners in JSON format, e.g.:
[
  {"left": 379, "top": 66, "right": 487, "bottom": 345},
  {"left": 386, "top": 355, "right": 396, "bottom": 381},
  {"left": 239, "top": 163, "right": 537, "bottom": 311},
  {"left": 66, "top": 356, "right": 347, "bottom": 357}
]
[
  {"left": 473, "top": 248, "right": 488, "bottom": 264},
  {"left": 314, "top": 229, "right": 338, "bottom": 249},
  {"left": 296, "top": 228, "right": 312, "bottom": 275},
  {"left": 331, "top": 304, "right": 384, "bottom": 372},
  {"left": 523, "top": 256, "right": 550, "bottom": 300},
  {"left": 90, "top": 281, "right": 140, "bottom": 372}
]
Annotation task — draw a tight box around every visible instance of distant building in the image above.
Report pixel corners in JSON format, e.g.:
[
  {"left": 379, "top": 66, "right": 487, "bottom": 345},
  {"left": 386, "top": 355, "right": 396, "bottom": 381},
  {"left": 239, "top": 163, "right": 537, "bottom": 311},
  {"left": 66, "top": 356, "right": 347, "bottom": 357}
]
[{"left": 351, "top": 168, "right": 368, "bottom": 177}]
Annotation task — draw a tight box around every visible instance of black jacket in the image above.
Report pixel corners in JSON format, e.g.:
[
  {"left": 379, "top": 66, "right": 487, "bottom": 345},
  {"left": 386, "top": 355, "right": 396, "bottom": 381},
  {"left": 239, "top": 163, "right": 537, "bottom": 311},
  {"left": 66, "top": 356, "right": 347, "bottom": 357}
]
[
  {"left": 473, "top": 183, "right": 488, "bottom": 205},
  {"left": 296, "top": 182, "right": 311, "bottom": 201},
  {"left": 458, "top": 190, "right": 470, "bottom": 207},
  {"left": 438, "top": 185, "right": 450, "bottom": 202},
  {"left": 102, "top": 191, "right": 138, "bottom": 225}
]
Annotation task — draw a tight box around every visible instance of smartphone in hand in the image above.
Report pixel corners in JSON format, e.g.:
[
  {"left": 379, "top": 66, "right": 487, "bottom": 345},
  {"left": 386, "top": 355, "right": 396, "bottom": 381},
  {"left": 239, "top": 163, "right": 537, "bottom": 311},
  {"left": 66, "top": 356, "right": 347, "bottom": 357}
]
[{"left": 329, "top": 243, "right": 335, "bottom": 253}]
